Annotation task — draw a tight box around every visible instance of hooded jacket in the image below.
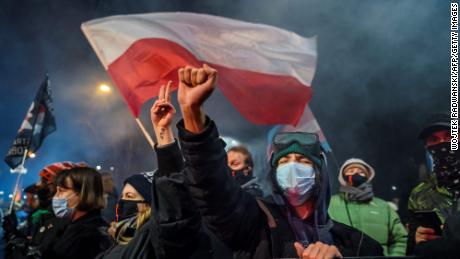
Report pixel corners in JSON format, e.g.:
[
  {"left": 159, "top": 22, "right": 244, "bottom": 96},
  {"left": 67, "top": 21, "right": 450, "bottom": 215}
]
[
  {"left": 99, "top": 141, "right": 213, "bottom": 259},
  {"left": 178, "top": 117, "right": 383, "bottom": 258},
  {"left": 328, "top": 158, "right": 407, "bottom": 256}
]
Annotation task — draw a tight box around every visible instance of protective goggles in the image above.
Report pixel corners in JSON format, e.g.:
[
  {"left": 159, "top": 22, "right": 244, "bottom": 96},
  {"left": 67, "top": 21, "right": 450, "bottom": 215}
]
[
  {"left": 271, "top": 132, "right": 322, "bottom": 165},
  {"left": 272, "top": 132, "right": 320, "bottom": 152}
]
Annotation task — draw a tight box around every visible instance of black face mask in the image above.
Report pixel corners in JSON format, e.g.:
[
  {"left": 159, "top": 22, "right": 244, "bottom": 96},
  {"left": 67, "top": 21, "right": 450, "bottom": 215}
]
[
  {"left": 428, "top": 142, "right": 460, "bottom": 190},
  {"left": 116, "top": 199, "right": 146, "bottom": 222},
  {"left": 343, "top": 174, "right": 368, "bottom": 187}
]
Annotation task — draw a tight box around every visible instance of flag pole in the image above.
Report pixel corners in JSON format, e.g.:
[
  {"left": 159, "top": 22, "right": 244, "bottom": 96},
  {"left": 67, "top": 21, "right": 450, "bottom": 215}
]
[
  {"left": 9, "top": 148, "right": 28, "bottom": 214},
  {"left": 134, "top": 118, "right": 155, "bottom": 149}
]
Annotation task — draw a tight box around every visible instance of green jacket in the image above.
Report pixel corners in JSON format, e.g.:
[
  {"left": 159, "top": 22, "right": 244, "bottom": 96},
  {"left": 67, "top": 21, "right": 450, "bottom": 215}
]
[
  {"left": 329, "top": 194, "right": 407, "bottom": 256},
  {"left": 408, "top": 174, "right": 460, "bottom": 223}
]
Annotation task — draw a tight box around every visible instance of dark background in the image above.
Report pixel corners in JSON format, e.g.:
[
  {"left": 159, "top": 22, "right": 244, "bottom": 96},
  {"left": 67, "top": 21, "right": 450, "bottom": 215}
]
[{"left": 0, "top": 0, "right": 449, "bottom": 221}]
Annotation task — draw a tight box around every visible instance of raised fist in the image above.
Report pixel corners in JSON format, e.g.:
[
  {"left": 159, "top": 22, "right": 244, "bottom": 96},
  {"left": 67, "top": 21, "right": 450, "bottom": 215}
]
[{"left": 177, "top": 64, "right": 218, "bottom": 110}]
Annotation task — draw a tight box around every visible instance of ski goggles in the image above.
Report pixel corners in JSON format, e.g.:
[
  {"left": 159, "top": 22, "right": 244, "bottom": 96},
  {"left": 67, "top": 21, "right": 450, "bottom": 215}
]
[{"left": 271, "top": 132, "right": 322, "bottom": 165}]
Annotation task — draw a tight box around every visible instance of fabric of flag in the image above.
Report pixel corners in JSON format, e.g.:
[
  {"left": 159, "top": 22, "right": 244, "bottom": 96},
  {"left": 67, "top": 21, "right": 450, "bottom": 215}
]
[
  {"left": 4, "top": 76, "right": 56, "bottom": 169},
  {"left": 266, "top": 105, "right": 331, "bottom": 157},
  {"left": 81, "top": 12, "right": 317, "bottom": 125}
]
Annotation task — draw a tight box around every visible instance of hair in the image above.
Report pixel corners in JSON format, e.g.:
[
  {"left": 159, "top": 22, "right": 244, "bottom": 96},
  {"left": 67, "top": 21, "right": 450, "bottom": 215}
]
[
  {"left": 24, "top": 184, "right": 38, "bottom": 194},
  {"left": 228, "top": 145, "right": 254, "bottom": 168},
  {"left": 136, "top": 206, "right": 151, "bottom": 229},
  {"left": 55, "top": 167, "right": 105, "bottom": 211}
]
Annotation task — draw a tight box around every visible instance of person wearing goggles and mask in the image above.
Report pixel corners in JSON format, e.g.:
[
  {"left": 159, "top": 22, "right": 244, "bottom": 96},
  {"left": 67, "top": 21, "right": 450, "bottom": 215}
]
[
  {"left": 407, "top": 112, "right": 460, "bottom": 257},
  {"left": 328, "top": 158, "right": 407, "bottom": 256},
  {"left": 175, "top": 64, "right": 383, "bottom": 259}
]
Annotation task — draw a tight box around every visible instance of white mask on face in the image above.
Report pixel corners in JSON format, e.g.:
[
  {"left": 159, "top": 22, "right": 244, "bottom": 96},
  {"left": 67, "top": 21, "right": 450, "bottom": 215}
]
[{"left": 276, "top": 162, "right": 316, "bottom": 206}]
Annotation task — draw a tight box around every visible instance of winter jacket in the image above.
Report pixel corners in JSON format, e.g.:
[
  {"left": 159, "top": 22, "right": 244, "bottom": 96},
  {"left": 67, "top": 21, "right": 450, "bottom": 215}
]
[
  {"left": 40, "top": 209, "right": 112, "bottom": 259},
  {"left": 99, "top": 140, "right": 213, "bottom": 259},
  {"left": 407, "top": 173, "right": 460, "bottom": 254},
  {"left": 178, "top": 117, "right": 383, "bottom": 258},
  {"left": 328, "top": 193, "right": 407, "bottom": 256}
]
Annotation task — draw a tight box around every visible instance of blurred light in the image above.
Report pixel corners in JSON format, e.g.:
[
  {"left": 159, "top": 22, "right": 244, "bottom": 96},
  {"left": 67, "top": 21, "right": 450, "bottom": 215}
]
[
  {"left": 98, "top": 84, "right": 112, "bottom": 93},
  {"left": 221, "top": 136, "right": 241, "bottom": 150},
  {"left": 28, "top": 152, "right": 36, "bottom": 158},
  {"left": 391, "top": 185, "right": 397, "bottom": 191},
  {"left": 8, "top": 194, "right": 13, "bottom": 198},
  {"left": 109, "top": 166, "right": 114, "bottom": 171},
  {"left": 23, "top": 195, "right": 27, "bottom": 199},
  {"left": 0, "top": 191, "right": 4, "bottom": 195},
  {"left": 96, "top": 165, "right": 102, "bottom": 170}
]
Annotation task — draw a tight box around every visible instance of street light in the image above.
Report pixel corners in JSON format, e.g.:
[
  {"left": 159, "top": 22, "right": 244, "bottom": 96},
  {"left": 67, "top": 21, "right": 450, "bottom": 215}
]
[
  {"left": 98, "top": 84, "right": 112, "bottom": 93},
  {"left": 28, "top": 152, "right": 36, "bottom": 158}
]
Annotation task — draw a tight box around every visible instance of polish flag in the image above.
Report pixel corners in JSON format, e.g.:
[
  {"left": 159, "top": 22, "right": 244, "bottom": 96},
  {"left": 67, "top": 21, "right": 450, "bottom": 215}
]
[{"left": 82, "top": 12, "right": 317, "bottom": 125}]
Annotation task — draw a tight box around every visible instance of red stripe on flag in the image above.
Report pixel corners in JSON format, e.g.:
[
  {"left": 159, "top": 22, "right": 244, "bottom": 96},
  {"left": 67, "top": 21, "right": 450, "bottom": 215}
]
[{"left": 108, "top": 38, "right": 312, "bottom": 125}]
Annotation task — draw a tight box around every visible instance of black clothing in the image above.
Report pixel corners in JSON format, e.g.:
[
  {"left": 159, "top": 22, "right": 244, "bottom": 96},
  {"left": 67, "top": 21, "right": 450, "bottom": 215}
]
[
  {"left": 177, "top": 118, "right": 383, "bottom": 258},
  {"left": 100, "top": 141, "right": 214, "bottom": 259},
  {"left": 414, "top": 213, "right": 460, "bottom": 259},
  {"left": 41, "top": 210, "right": 111, "bottom": 259}
]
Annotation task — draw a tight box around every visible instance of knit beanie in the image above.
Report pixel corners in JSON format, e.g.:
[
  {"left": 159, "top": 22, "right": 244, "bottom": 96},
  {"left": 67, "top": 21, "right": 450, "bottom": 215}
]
[
  {"left": 123, "top": 171, "right": 155, "bottom": 204},
  {"left": 271, "top": 142, "right": 322, "bottom": 168}
]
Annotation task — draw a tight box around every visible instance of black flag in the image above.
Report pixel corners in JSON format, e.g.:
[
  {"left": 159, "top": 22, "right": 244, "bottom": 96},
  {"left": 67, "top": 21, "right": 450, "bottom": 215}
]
[{"left": 5, "top": 75, "right": 56, "bottom": 169}]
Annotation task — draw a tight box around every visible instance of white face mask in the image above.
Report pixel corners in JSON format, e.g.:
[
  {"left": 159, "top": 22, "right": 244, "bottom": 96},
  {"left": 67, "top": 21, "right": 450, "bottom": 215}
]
[
  {"left": 276, "top": 162, "right": 316, "bottom": 206},
  {"left": 52, "top": 193, "right": 76, "bottom": 218}
]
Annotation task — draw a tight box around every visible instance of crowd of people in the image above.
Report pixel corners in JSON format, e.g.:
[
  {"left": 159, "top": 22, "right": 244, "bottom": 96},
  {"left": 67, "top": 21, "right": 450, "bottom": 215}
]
[{"left": 1, "top": 65, "right": 458, "bottom": 259}]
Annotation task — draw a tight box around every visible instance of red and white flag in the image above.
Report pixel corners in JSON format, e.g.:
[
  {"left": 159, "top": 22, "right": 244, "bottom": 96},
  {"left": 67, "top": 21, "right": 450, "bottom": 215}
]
[{"left": 82, "top": 12, "right": 317, "bottom": 125}]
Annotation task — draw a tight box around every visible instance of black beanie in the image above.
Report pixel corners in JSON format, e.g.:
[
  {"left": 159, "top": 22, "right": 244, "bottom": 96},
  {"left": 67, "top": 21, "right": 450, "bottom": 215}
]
[{"left": 123, "top": 171, "right": 155, "bottom": 204}]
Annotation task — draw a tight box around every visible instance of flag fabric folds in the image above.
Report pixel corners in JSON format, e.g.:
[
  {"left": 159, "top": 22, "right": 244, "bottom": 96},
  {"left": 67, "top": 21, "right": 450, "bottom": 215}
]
[
  {"left": 82, "top": 12, "right": 317, "bottom": 125},
  {"left": 5, "top": 75, "right": 56, "bottom": 169}
]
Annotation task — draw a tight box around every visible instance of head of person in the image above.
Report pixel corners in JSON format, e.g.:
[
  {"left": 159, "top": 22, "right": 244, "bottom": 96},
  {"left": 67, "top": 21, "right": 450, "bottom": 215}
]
[
  {"left": 419, "top": 112, "right": 459, "bottom": 190},
  {"left": 53, "top": 166, "right": 105, "bottom": 221},
  {"left": 36, "top": 161, "right": 86, "bottom": 208},
  {"left": 338, "top": 158, "right": 375, "bottom": 188},
  {"left": 116, "top": 172, "right": 153, "bottom": 228},
  {"left": 24, "top": 184, "right": 39, "bottom": 210},
  {"left": 227, "top": 145, "right": 254, "bottom": 175},
  {"left": 270, "top": 132, "right": 324, "bottom": 207}
]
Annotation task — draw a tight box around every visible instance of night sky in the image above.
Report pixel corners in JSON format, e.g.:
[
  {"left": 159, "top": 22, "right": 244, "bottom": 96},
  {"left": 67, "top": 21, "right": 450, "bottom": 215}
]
[{"left": 0, "top": 0, "right": 449, "bottom": 221}]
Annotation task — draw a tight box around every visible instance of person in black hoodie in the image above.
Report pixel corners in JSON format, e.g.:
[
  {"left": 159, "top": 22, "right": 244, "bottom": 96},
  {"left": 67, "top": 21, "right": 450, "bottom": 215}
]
[
  {"left": 99, "top": 81, "right": 213, "bottom": 259},
  {"left": 39, "top": 166, "right": 112, "bottom": 259},
  {"left": 174, "top": 64, "right": 383, "bottom": 259}
]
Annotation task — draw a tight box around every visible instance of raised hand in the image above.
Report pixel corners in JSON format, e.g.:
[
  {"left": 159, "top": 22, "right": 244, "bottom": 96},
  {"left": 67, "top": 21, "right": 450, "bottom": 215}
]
[
  {"left": 150, "top": 81, "right": 176, "bottom": 146},
  {"left": 151, "top": 81, "right": 176, "bottom": 128},
  {"left": 177, "top": 64, "right": 218, "bottom": 133}
]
